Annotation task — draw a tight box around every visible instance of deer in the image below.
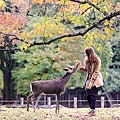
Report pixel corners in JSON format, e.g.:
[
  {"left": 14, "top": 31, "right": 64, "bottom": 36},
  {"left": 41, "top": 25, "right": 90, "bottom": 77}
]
[{"left": 27, "top": 62, "right": 80, "bottom": 114}]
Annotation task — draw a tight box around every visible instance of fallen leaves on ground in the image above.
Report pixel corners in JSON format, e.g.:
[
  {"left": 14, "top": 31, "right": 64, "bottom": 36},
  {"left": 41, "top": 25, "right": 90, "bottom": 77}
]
[{"left": 0, "top": 107, "right": 120, "bottom": 120}]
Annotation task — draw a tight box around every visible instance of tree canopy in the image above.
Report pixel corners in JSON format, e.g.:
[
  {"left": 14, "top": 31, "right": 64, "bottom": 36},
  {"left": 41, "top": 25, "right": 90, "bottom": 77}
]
[
  {"left": 0, "top": 0, "right": 119, "bottom": 50},
  {"left": 103, "top": 27, "right": 120, "bottom": 93}
]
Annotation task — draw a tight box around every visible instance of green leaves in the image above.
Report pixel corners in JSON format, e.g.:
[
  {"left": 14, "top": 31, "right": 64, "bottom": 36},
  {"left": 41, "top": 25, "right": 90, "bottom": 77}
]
[
  {"left": 12, "top": 45, "right": 63, "bottom": 95},
  {"left": 103, "top": 30, "right": 120, "bottom": 93}
]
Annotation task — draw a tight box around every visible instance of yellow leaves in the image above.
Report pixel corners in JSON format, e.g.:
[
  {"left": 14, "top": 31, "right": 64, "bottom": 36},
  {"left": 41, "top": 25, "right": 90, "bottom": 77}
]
[
  {"left": 80, "top": 3, "right": 90, "bottom": 14},
  {"left": 60, "top": 6, "right": 68, "bottom": 13},
  {"left": 59, "top": 0, "right": 66, "bottom": 4},
  {"left": 58, "top": 1, "right": 80, "bottom": 17},
  {"left": 68, "top": 15, "right": 86, "bottom": 26},
  {"left": 34, "top": 17, "right": 66, "bottom": 38},
  {"left": 19, "top": 31, "right": 35, "bottom": 51},
  {"left": 21, "top": 31, "right": 33, "bottom": 41},
  {"left": 100, "top": 0, "right": 114, "bottom": 13},
  {"left": 58, "top": 0, "right": 70, "bottom": 5},
  {"left": 43, "top": 33, "right": 48, "bottom": 38},
  {"left": 109, "top": 19, "right": 115, "bottom": 26},
  {"left": 33, "top": 0, "right": 43, "bottom": 5},
  {"left": 62, "top": 38, "right": 67, "bottom": 42},
  {"left": 86, "top": 25, "right": 89, "bottom": 29},
  {"left": 84, "top": 30, "right": 108, "bottom": 50},
  {"left": 12, "top": 29, "right": 17, "bottom": 34},
  {"left": 27, "top": 44, "right": 31, "bottom": 47},
  {"left": 100, "top": 6, "right": 107, "bottom": 13},
  {"left": 20, "top": 42, "right": 31, "bottom": 51},
  {"left": 61, "top": 37, "right": 71, "bottom": 43},
  {"left": 104, "top": 20, "right": 115, "bottom": 39},
  {"left": 57, "top": 48, "right": 61, "bottom": 52},
  {"left": 97, "top": 44, "right": 103, "bottom": 52},
  {"left": 33, "top": 0, "right": 53, "bottom": 4},
  {"left": 0, "top": 0, "right": 6, "bottom": 10},
  {"left": 104, "top": 27, "right": 113, "bottom": 38},
  {"left": 101, "top": 34, "right": 107, "bottom": 40},
  {"left": 104, "top": 27, "right": 110, "bottom": 33},
  {"left": 84, "top": 33, "right": 94, "bottom": 48},
  {"left": 34, "top": 23, "right": 45, "bottom": 36},
  {"left": 83, "top": 25, "right": 115, "bottom": 52},
  {"left": 91, "top": 0, "right": 101, "bottom": 4},
  {"left": 23, "top": 46, "right": 28, "bottom": 51},
  {"left": 103, "top": 19, "right": 116, "bottom": 39},
  {"left": 104, "top": 20, "right": 109, "bottom": 26},
  {"left": 20, "top": 46, "right": 24, "bottom": 51},
  {"left": 46, "top": 0, "right": 53, "bottom": 3},
  {"left": 100, "top": 0, "right": 114, "bottom": 12}
]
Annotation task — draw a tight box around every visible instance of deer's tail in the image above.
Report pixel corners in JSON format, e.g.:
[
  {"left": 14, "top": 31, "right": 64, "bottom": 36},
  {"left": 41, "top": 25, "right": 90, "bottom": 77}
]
[{"left": 27, "top": 83, "right": 33, "bottom": 111}]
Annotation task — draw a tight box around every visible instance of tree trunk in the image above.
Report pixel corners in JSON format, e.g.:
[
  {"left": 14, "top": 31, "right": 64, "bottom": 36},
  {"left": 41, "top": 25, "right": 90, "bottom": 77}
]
[
  {"left": 3, "top": 70, "right": 16, "bottom": 104},
  {"left": 104, "top": 92, "right": 113, "bottom": 106},
  {"left": 101, "top": 87, "right": 113, "bottom": 106},
  {"left": 0, "top": 45, "right": 16, "bottom": 104}
]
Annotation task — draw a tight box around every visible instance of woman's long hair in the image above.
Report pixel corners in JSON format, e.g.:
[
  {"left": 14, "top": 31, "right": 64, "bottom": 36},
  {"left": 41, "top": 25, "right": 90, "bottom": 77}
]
[{"left": 84, "top": 47, "right": 97, "bottom": 64}]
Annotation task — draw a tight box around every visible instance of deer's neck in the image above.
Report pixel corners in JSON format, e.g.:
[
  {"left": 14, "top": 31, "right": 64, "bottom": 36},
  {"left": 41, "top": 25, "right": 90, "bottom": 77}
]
[{"left": 61, "top": 73, "right": 72, "bottom": 85}]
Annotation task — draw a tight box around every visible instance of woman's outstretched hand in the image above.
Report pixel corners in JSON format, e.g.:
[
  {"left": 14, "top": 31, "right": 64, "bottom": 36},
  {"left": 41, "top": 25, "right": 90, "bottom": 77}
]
[{"left": 76, "top": 60, "right": 82, "bottom": 69}]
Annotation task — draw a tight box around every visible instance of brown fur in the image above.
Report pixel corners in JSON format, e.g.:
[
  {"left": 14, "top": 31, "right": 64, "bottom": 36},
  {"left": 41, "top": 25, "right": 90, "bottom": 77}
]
[{"left": 27, "top": 63, "right": 79, "bottom": 114}]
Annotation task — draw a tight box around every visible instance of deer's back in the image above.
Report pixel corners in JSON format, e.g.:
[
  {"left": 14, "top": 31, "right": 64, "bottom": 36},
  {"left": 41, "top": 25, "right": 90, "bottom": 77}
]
[{"left": 31, "top": 79, "right": 65, "bottom": 94}]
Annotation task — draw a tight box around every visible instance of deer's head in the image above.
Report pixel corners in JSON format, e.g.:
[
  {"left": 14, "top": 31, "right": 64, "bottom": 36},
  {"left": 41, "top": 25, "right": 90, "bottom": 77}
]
[{"left": 63, "top": 63, "right": 79, "bottom": 74}]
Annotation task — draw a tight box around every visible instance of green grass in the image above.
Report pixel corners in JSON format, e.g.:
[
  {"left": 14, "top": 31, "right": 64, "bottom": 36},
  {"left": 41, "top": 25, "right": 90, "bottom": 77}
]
[{"left": 0, "top": 107, "right": 120, "bottom": 120}]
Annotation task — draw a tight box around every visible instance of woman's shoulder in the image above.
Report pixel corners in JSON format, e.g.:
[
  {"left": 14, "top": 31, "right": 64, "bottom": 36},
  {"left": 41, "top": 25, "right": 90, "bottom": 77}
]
[{"left": 94, "top": 55, "right": 101, "bottom": 63}]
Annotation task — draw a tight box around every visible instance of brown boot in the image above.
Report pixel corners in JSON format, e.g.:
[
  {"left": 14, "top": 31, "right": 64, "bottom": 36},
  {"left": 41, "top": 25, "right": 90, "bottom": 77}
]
[
  {"left": 89, "top": 111, "right": 96, "bottom": 117},
  {"left": 84, "top": 110, "right": 92, "bottom": 116}
]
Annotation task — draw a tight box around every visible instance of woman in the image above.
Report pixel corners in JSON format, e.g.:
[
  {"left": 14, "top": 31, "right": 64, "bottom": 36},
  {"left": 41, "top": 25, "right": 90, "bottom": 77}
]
[{"left": 77, "top": 47, "right": 103, "bottom": 117}]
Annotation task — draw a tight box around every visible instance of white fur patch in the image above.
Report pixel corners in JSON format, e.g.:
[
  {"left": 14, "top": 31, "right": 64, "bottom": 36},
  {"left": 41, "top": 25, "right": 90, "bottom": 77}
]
[{"left": 30, "top": 83, "right": 32, "bottom": 92}]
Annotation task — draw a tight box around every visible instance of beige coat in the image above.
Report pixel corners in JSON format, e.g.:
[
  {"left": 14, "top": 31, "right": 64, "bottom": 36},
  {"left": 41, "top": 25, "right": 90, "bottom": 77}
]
[{"left": 80, "top": 56, "right": 103, "bottom": 87}]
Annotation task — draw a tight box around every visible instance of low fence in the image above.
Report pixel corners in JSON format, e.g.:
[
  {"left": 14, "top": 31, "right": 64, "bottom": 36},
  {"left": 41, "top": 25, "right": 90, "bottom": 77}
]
[{"left": 1, "top": 96, "right": 120, "bottom": 108}]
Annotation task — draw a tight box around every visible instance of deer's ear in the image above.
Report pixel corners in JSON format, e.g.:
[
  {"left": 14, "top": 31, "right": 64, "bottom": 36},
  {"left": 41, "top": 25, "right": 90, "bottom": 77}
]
[{"left": 63, "top": 68, "right": 69, "bottom": 71}]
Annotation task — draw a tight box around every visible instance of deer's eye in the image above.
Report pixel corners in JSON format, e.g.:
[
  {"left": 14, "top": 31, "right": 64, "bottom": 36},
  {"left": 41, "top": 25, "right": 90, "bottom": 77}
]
[{"left": 69, "top": 67, "right": 72, "bottom": 70}]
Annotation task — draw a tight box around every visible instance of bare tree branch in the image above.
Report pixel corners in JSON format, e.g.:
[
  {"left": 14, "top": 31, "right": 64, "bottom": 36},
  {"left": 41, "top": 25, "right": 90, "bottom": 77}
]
[
  {"left": 70, "top": 0, "right": 99, "bottom": 10},
  {"left": 31, "top": 11, "right": 120, "bottom": 45},
  {"left": 0, "top": 32, "right": 16, "bottom": 37},
  {"left": 70, "top": 0, "right": 108, "bottom": 16},
  {"left": 0, "top": 32, "right": 30, "bottom": 45}
]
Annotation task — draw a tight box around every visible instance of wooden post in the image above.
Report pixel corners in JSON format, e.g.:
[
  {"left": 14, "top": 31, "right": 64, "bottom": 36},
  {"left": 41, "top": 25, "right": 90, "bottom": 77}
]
[
  {"left": 68, "top": 93, "right": 70, "bottom": 107},
  {"left": 47, "top": 97, "right": 51, "bottom": 106},
  {"left": 74, "top": 97, "right": 77, "bottom": 108},
  {"left": 20, "top": 97, "right": 24, "bottom": 106},
  {"left": 101, "top": 96, "right": 104, "bottom": 108},
  {"left": 44, "top": 95, "right": 46, "bottom": 105}
]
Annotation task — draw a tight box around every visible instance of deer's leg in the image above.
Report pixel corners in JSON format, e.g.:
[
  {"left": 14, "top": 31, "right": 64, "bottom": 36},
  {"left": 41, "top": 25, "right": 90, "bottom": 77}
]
[
  {"left": 27, "top": 94, "right": 33, "bottom": 112},
  {"left": 31, "top": 96, "right": 35, "bottom": 112},
  {"left": 55, "top": 93, "right": 60, "bottom": 114},
  {"left": 31, "top": 93, "right": 40, "bottom": 112}
]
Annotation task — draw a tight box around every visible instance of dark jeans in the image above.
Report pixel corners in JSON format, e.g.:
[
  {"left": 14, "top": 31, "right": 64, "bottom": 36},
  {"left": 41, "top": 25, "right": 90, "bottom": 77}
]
[{"left": 86, "top": 86, "right": 99, "bottom": 110}]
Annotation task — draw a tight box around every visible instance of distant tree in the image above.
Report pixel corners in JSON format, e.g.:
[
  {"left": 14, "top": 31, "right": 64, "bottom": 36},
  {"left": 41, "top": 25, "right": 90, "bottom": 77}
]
[
  {"left": 104, "top": 29, "right": 120, "bottom": 93},
  {"left": 0, "top": 0, "right": 28, "bottom": 102}
]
